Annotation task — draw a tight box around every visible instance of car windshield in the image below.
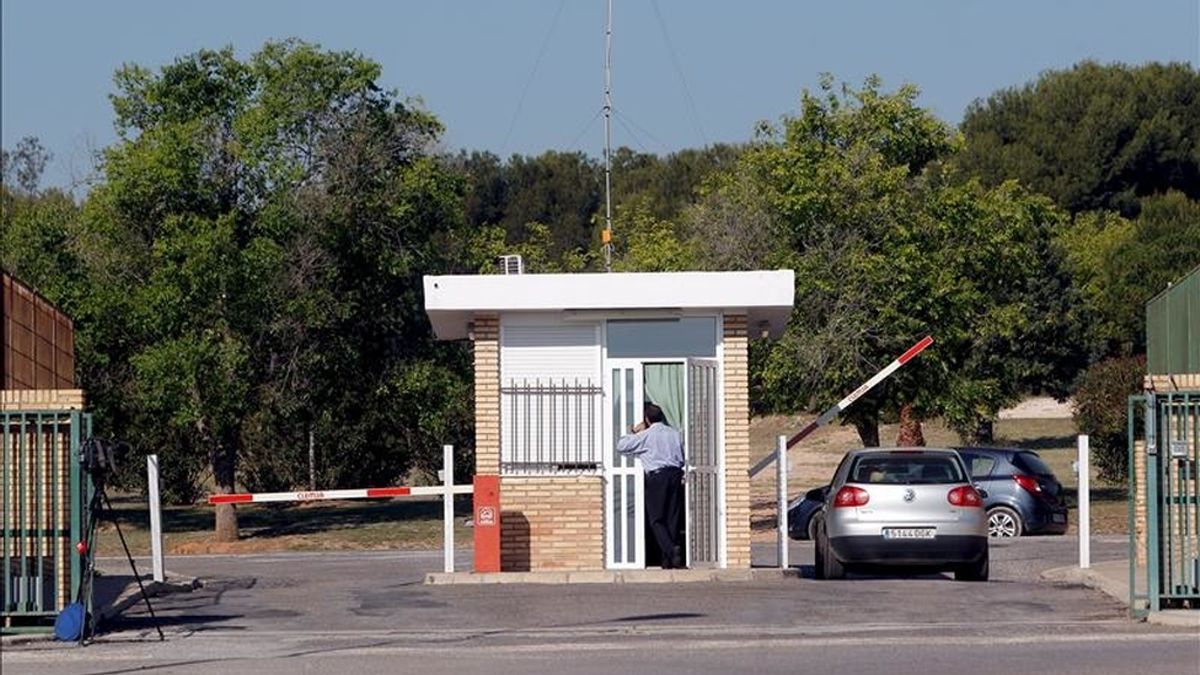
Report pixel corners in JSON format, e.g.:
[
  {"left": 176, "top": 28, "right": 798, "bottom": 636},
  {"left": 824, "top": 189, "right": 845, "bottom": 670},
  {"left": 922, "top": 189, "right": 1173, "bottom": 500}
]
[
  {"left": 849, "top": 454, "right": 965, "bottom": 485},
  {"left": 1015, "top": 451, "right": 1054, "bottom": 476}
]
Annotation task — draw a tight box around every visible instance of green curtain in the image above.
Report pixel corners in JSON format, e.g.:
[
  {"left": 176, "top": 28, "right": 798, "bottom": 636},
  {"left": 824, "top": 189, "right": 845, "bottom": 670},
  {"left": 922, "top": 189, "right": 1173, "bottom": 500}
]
[{"left": 643, "top": 363, "right": 685, "bottom": 430}]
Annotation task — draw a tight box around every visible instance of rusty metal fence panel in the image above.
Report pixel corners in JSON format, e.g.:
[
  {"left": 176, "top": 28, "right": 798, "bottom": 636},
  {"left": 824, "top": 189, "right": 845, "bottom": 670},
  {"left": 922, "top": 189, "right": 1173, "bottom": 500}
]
[
  {"left": 2, "top": 272, "right": 77, "bottom": 390},
  {"left": 2, "top": 410, "right": 90, "bottom": 627}
]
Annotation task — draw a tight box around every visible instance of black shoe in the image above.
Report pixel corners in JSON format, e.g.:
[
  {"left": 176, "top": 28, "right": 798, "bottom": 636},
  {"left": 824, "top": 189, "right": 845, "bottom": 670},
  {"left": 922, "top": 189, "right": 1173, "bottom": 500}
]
[{"left": 672, "top": 546, "right": 685, "bottom": 569}]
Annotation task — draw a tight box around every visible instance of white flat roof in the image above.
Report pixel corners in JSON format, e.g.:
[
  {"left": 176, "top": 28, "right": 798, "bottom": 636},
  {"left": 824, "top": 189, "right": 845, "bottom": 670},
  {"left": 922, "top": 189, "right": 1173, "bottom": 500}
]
[{"left": 423, "top": 270, "right": 795, "bottom": 340}]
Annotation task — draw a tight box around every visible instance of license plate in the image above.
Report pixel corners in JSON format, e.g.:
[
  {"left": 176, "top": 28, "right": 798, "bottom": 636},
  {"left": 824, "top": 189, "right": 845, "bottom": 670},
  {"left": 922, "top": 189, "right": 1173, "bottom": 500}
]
[
  {"left": 883, "top": 528, "right": 935, "bottom": 540},
  {"left": 1052, "top": 513, "right": 1067, "bottom": 524}
]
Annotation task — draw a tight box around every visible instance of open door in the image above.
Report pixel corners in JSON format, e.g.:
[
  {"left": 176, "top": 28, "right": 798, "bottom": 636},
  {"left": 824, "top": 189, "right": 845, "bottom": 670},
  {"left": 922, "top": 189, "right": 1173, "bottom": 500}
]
[
  {"left": 605, "top": 362, "right": 645, "bottom": 568},
  {"left": 686, "top": 358, "right": 721, "bottom": 568}
]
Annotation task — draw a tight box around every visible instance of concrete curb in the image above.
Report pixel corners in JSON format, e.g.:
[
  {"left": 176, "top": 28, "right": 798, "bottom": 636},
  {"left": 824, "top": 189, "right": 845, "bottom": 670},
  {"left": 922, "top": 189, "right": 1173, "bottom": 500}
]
[
  {"left": 1041, "top": 563, "right": 1199, "bottom": 628},
  {"left": 0, "top": 572, "right": 199, "bottom": 646},
  {"left": 0, "top": 631, "right": 55, "bottom": 646},
  {"left": 1041, "top": 565, "right": 1128, "bottom": 605},
  {"left": 1144, "top": 610, "right": 1200, "bottom": 628},
  {"left": 426, "top": 567, "right": 802, "bottom": 585}
]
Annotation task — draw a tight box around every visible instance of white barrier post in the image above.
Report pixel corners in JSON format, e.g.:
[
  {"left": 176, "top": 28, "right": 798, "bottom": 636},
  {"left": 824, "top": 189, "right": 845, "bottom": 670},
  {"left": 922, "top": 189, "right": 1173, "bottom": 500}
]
[
  {"left": 147, "top": 454, "right": 165, "bottom": 582},
  {"left": 1077, "top": 434, "right": 1090, "bottom": 569},
  {"left": 777, "top": 435, "right": 789, "bottom": 569},
  {"left": 442, "top": 444, "right": 455, "bottom": 574}
]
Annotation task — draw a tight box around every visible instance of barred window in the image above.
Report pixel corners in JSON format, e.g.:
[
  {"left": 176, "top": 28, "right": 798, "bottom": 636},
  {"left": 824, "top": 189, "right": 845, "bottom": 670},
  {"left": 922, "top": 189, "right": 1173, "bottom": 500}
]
[{"left": 500, "top": 379, "right": 603, "bottom": 474}]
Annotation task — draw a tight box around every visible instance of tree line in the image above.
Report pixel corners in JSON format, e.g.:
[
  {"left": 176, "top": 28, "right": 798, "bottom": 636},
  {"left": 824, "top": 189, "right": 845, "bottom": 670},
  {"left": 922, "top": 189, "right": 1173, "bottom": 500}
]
[{"left": 2, "top": 42, "right": 1197, "bottom": 538}]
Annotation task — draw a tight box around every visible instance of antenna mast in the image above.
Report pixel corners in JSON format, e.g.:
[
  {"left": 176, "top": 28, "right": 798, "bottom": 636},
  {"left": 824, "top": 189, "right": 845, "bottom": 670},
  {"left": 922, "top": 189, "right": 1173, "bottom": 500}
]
[{"left": 602, "top": 0, "right": 614, "bottom": 271}]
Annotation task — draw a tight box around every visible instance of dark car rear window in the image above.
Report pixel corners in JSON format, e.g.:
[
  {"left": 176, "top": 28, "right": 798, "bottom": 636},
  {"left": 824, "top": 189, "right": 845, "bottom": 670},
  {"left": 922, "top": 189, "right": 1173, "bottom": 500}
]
[
  {"left": 849, "top": 454, "right": 965, "bottom": 485},
  {"left": 1014, "top": 451, "right": 1054, "bottom": 476}
]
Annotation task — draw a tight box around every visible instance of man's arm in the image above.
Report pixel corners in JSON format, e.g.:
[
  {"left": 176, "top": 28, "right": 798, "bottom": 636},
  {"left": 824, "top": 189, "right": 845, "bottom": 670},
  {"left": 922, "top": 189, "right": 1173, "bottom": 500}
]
[{"left": 617, "top": 426, "right": 648, "bottom": 455}]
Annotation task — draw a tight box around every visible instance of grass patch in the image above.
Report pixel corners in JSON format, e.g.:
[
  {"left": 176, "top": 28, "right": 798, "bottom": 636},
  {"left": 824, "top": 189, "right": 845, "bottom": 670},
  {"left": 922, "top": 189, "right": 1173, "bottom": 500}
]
[{"left": 92, "top": 495, "right": 474, "bottom": 557}]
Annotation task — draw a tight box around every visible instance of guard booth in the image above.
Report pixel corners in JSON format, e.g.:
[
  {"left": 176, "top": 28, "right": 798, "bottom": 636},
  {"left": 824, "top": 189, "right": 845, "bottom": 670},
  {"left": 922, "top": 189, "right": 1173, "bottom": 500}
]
[
  {"left": 1130, "top": 264, "right": 1199, "bottom": 614},
  {"left": 424, "top": 270, "right": 794, "bottom": 571}
]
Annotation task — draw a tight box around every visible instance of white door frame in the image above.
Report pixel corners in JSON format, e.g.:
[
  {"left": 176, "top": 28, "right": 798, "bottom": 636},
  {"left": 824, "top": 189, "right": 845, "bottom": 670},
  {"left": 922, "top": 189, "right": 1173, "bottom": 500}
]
[
  {"left": 603, "top": 359, "right": 647, "bottom": 569},
  {"left": 600, "top": 314, "right": 726, "bottom": 569}
]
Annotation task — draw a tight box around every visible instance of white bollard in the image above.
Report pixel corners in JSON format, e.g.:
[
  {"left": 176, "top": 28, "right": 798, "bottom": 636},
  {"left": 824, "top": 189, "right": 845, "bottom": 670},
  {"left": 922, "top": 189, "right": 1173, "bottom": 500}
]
[
  {"left": 777, "top": 435, "right": 789, "bottom": 569},
  {"left": 1077, "top": 435, "right": 1090, "bottom": 569},
  {"left": 147, "top": 454, "right": 165, "bottom": 583},
  {"left": 442, "top": 444, "right": 455, "bottom": 574}
]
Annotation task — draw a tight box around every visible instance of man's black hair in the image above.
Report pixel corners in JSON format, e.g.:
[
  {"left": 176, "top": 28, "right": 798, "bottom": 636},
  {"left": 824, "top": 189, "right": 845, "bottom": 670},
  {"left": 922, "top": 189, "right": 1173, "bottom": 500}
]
[{"left": 644, "top": 402, "right": 666, "bottom": 425}]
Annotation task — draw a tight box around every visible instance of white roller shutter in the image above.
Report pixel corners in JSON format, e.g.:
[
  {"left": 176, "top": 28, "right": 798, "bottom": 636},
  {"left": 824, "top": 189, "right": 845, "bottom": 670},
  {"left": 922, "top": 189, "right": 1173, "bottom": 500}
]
[{"left": 501, "top": 321, "right": 599, "bottom": 385}]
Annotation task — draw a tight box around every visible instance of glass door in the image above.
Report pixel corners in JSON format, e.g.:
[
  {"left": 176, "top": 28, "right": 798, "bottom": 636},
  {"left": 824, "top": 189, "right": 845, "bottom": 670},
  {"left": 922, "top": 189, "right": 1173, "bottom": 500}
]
[{"left": 605, "top": 362, "right": 645, "bottom": 568}]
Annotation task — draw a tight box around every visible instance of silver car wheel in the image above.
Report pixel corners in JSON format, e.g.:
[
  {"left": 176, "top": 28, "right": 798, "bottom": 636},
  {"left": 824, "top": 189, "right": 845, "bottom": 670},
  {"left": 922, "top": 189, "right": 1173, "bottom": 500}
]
[{"left": 988, "top": 510, "right": 1019, "bottom": 537}]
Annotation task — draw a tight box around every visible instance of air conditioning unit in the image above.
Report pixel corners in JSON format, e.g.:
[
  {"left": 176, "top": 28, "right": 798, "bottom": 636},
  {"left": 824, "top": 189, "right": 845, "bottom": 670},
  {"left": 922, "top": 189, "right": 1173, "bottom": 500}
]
[{"left": 499, "top": 254, "right": 524, "bottom": 275}]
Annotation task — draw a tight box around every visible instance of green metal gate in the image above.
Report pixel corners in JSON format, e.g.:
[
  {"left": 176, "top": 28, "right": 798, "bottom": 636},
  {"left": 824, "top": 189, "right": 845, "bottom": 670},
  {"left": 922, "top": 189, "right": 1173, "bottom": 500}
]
[
  {"left": 1, "top": 410, "right": 91, "bottom": 628},
  {"left": 1129, "top": 392, "right": 1200, "bottom": 614}
]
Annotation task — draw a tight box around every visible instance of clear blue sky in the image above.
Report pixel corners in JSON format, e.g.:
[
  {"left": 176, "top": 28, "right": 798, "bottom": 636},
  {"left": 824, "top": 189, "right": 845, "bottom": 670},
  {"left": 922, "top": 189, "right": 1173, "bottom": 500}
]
[{"left": 3, "top": 0, "right": 1198, "bottom": 190}]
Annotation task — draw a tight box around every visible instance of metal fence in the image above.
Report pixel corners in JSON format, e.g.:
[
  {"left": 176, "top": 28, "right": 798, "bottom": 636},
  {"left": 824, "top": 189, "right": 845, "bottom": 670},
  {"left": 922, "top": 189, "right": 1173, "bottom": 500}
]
[
  {"left": 1129, "top": 392, "right": 1200, "bottom": 614},
  {"left": 2, "top": 410, "right": 90, "bottom": 627},
  {"left": 1146, "top": 265, "right": 1199, "bottom": 375},
  {"left": 501, "top": 380, "right": 603, "bottom": 474}
]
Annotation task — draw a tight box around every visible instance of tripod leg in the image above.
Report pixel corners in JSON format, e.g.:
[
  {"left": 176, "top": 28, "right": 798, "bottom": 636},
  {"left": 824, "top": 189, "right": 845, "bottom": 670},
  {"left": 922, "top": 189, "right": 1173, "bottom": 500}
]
[
  {"left": 79, "top": 490, "right": 103, "bottom": 646},
  {"left": 101, "top": 490, "right": 165, "bottom": 641}
]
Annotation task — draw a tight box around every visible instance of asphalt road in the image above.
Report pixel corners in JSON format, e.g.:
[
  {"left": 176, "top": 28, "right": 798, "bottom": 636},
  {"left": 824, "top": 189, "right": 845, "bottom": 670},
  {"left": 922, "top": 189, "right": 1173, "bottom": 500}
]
[{"left": 5, "top": 535, "right": 1198, "bottom": 674}]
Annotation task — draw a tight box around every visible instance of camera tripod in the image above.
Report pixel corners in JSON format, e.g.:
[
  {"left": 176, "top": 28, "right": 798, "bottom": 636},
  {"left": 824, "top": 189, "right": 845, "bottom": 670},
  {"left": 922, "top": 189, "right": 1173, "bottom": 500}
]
[{"left": 75, "top": 449, "right": 165, "bottom": 644}]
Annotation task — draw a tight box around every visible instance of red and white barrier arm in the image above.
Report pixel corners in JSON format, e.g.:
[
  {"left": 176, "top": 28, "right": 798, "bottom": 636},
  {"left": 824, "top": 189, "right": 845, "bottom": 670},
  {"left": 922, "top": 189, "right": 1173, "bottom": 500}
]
[
  {"left": 749, "top": 335, "right": 934, "bottom": 478},
  {"left": 208, "top": 484, "right": 473, "bottom": 505}
]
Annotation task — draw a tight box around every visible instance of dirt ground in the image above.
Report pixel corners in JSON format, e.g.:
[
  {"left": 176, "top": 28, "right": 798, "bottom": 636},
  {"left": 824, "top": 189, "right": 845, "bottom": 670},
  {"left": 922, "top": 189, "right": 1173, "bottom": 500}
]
[{"left": 747, "top": 414, "right": 1128, "bottom": 540}]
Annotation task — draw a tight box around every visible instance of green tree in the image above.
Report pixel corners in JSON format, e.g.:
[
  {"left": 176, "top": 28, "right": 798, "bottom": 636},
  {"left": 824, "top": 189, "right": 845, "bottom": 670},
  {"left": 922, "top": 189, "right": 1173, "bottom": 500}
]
[
  {"left": 463, "top": 221, "right": 591, "bottom": 274},
  {"left": 76, "top": 41, "right": 469, "bottom": 539},
  {"left": 1058, "top": 191, "right": 1200, "bottom": 355},
  {"left": 1073, "top": 355, "right": 1145, "bottom": 482},
  {"left": 958, "top": 61, "right": 1200, "bottom": 216},
  {"left": 716, "top": 76, "right": 1083, "bottom": 445},
  {"left": 610, "top": 200, "right": 699, "bottom": 272},
  {"left": 451, "top": 145, "right": 738, "bottom": 272},
  {"left": 610, "top": 145, "right": 743, "bottom": 222},
  {"left": 0, "top": 136, "right": 53, "bottom": 195}
]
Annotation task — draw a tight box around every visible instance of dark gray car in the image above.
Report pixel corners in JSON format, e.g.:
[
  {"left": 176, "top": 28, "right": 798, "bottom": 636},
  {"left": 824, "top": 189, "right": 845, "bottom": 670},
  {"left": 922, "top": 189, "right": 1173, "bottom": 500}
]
[{"left": 956, "top": 447, "right": 1069, "bottom": 538}]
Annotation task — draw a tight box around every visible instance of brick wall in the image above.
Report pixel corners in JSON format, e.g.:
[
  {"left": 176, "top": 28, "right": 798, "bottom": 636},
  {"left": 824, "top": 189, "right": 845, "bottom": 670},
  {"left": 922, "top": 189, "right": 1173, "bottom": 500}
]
[
  {"left": 1134, "top": 441, "right": 1147, "bottom": 567},
  {"left": 0, "top": 389, "right": 85, "bottom": 411},
  {"left": 500, "top": 475, "right": 604, "bottom": 571},
  {"left": 1144, "top": 374, "right": 1200, "bottom": 391},
  {"left": 472, "top": 313, "right": 500, "bottom": 475},
  {"left": 722, "top": 314, "right": 751, "bottom": 568}
]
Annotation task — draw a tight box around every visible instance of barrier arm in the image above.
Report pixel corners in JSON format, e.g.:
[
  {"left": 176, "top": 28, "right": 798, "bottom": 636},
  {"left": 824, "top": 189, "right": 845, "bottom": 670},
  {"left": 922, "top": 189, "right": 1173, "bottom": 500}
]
[
  {"left": 207, "top": 446, "right": 472, "bottom": 574},
  {"left": 749, "top": 335, "right": 934, "bottom": 478}
]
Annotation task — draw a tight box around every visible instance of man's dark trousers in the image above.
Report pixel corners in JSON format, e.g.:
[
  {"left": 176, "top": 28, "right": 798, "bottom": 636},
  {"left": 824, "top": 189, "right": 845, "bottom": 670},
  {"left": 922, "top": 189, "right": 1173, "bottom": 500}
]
[{"left": 645, "top": 466, "right": 684, "bottom": 568}]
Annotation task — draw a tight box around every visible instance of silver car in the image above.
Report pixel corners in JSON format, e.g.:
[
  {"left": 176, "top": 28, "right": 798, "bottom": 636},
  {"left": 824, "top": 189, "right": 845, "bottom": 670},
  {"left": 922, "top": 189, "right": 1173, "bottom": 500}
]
[{"left": 814, "top": 448, "right": 989, "bottom": 581}]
